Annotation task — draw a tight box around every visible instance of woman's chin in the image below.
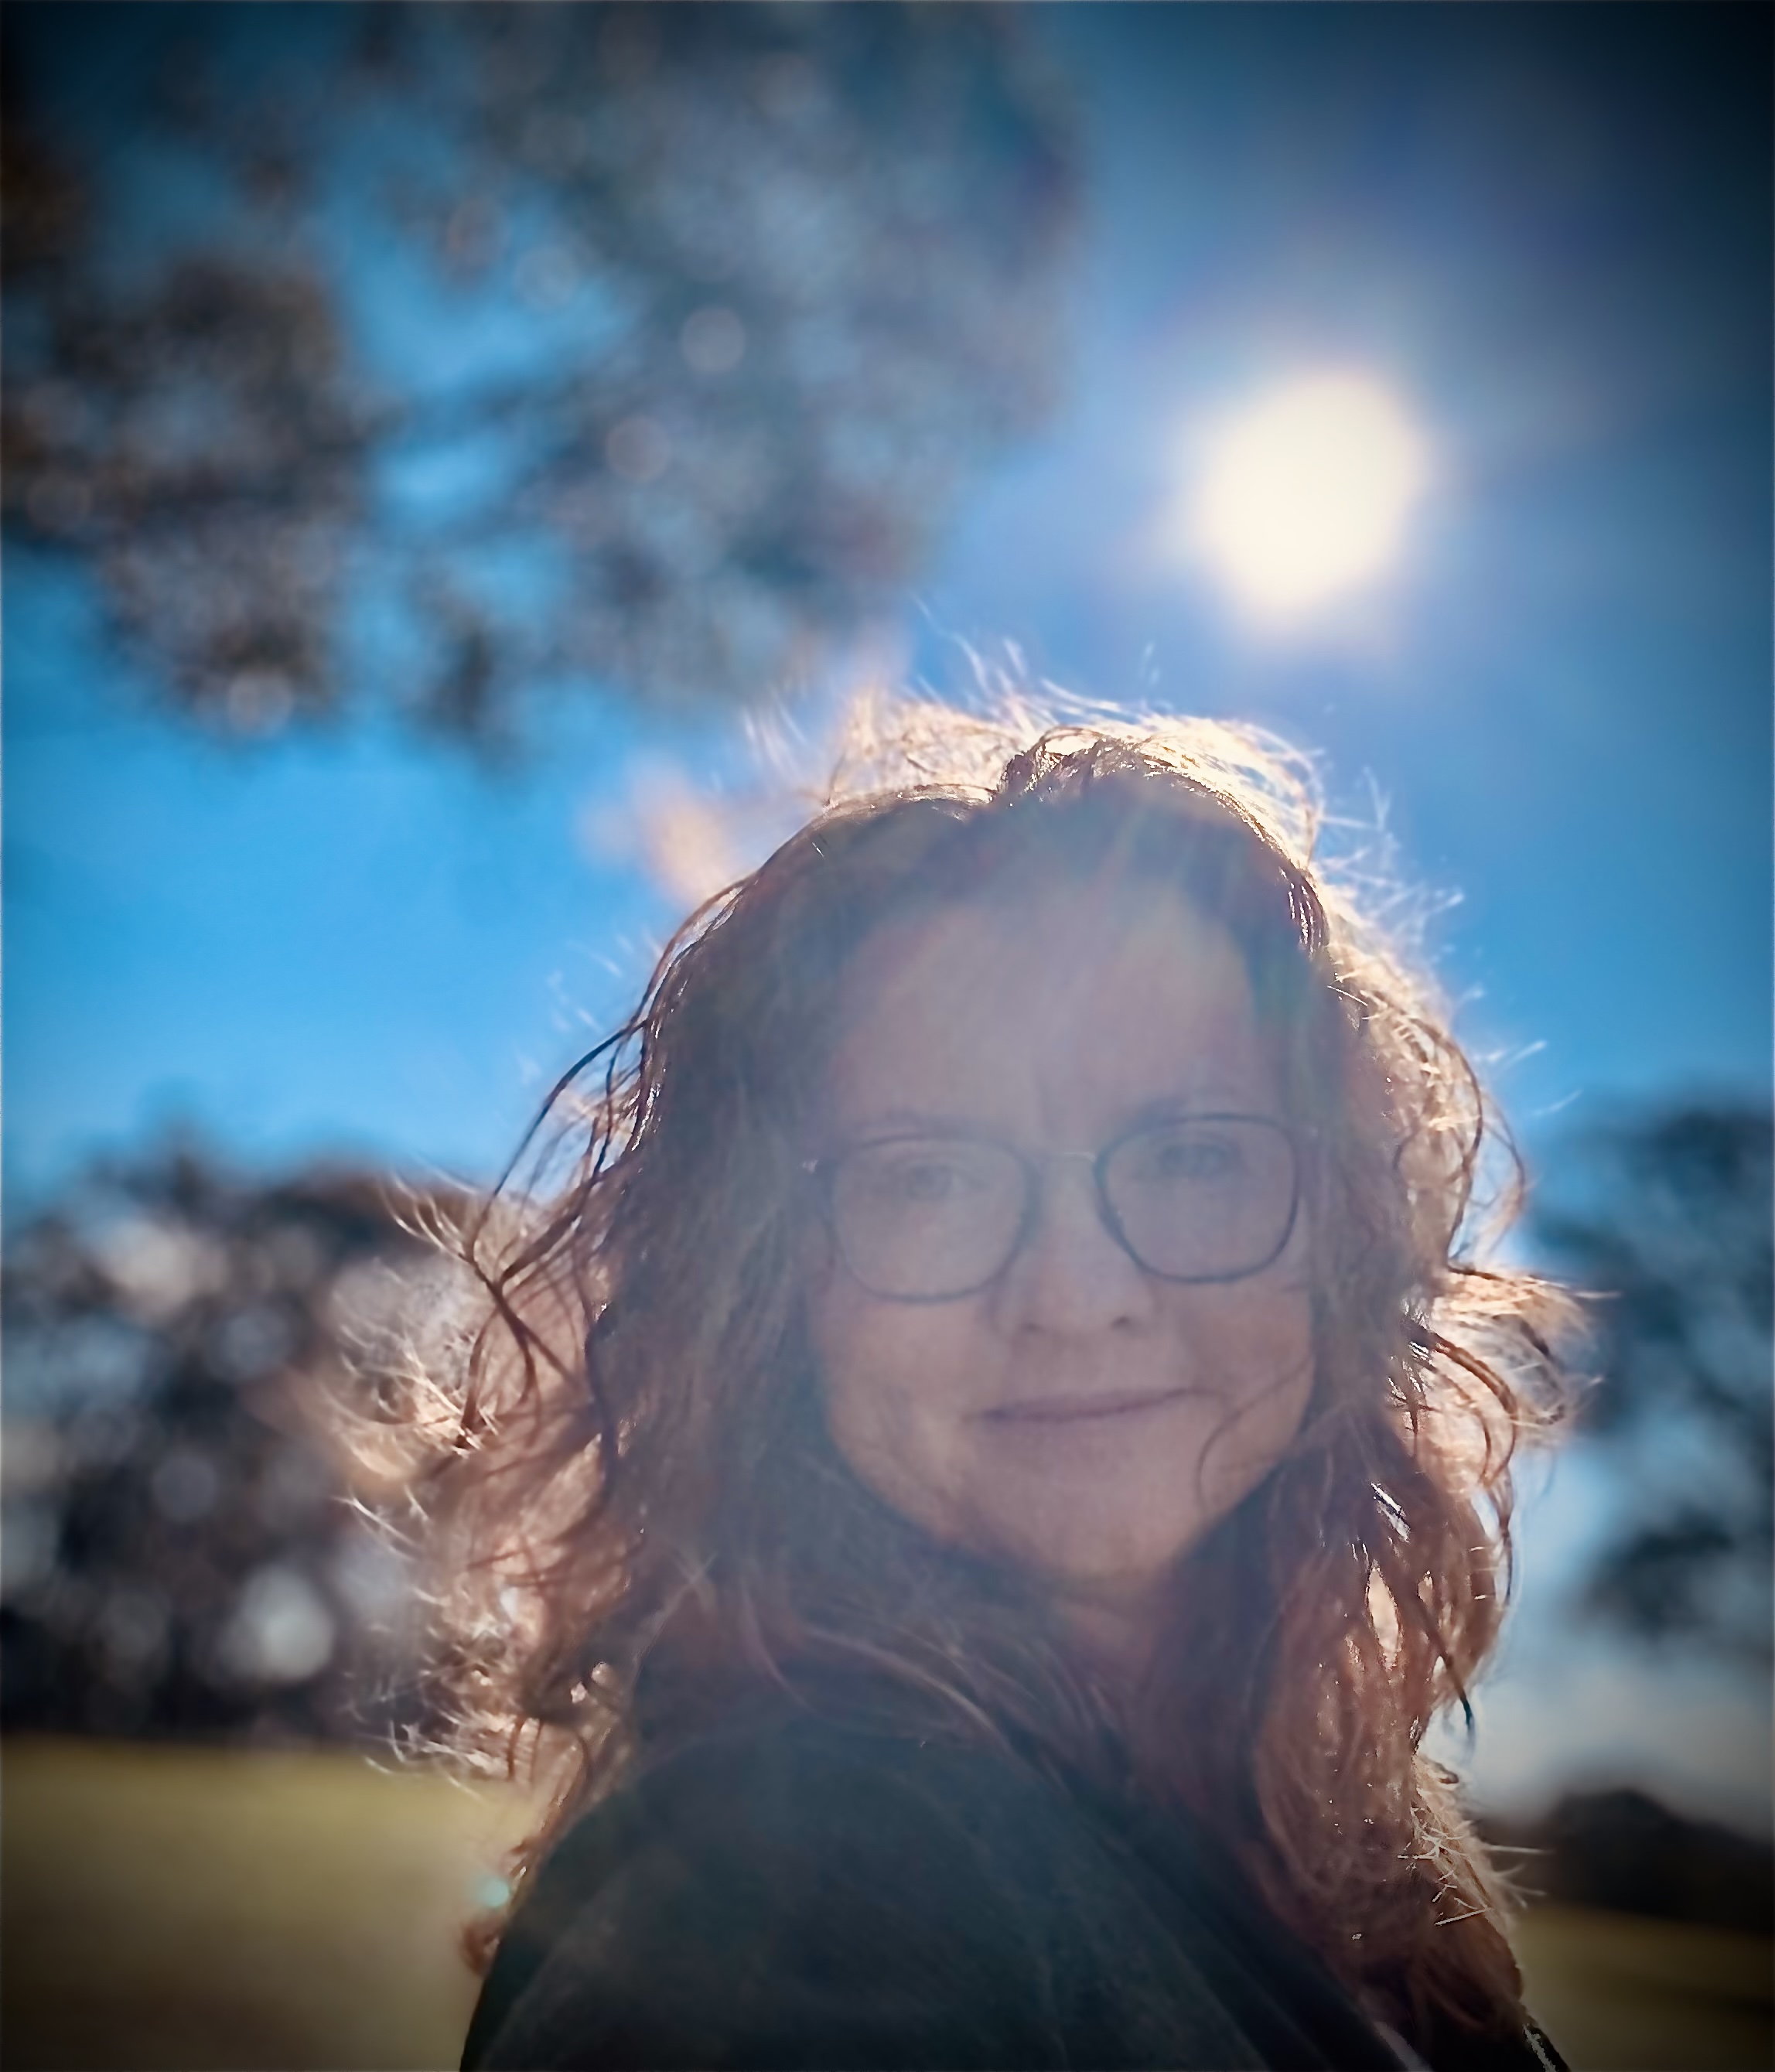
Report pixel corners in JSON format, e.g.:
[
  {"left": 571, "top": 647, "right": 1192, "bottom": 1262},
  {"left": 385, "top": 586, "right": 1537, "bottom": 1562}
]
[{"left": 968, "top": 1499, "right": 1203, "bottom": 1618}]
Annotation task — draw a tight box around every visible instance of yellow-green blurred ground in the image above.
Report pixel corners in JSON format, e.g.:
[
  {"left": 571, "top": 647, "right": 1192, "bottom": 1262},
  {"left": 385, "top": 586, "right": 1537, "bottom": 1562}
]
[
  {"left": 3, "top": 1739, "right": 526, "bottom": 2070},
  {"left": 3, "top": 1738, "right": 1770, "bottom": 2071}
]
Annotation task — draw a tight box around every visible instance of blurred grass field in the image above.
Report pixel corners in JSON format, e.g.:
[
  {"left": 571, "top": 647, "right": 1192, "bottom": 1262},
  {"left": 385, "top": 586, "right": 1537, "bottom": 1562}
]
[
  {"left": 2, "top": 1739, "right": 526, "bottom": 2071},
  {"left": 4, "top": 1738, "right": 1770, "bottom": 2072}
]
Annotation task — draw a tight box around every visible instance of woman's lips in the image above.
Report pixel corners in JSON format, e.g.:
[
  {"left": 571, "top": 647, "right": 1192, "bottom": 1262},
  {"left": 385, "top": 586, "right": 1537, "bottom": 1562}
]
[{"left": 978, "top": 1385, "right": 1199, "bottom": 1427}]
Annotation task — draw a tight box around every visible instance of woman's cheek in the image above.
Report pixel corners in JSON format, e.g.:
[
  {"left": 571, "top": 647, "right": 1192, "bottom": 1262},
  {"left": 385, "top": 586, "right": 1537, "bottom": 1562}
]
[
  {"left": 1201, "top": 1283, "right": 1316, "bottom": 1454},
  {"left": 812, "top": 1292, "right": 981, "bottom": 1534}
]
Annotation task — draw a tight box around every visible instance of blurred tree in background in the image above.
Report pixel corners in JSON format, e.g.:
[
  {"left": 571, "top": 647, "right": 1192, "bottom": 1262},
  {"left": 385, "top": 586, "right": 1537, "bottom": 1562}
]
[
  {"left": 2, "top": 2, "right": 1074, "bottom": 746},
  {"left": 1532, "top": 1102, "right": 1773, "bottom": 1663},
  {"left": 0, "top": 1144, "right": 463, "bottom": 1742}
]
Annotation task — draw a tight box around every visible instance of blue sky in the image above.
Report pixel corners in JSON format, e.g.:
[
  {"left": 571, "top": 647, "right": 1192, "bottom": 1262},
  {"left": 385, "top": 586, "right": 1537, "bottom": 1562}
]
[
  {"left": 9, "top": 5, "right": 1766, "bottom": 1210},
  {"left": 6, "top": 4, "right": 1770, "bottom": 1823}
]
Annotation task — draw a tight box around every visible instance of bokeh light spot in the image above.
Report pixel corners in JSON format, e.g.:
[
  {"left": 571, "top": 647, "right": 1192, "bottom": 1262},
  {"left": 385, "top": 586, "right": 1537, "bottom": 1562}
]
[
  {"left": 606, "top": 414, "right": 671, "bottom": 485},
  {"left": 681, "top": 305, "right": 747, "bottom": 376}
]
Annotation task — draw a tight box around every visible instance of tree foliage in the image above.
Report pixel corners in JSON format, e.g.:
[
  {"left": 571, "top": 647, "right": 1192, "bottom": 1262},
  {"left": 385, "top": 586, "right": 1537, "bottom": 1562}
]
[
  {"left": 2, "top": 3, "right": 1075, "bottom": 744},
  {"left": 1532, "top": 1102, "right": 1773, "bottom": 1661},
  {"left": 1, "top": 1142, "right": 461, "bottom": 1741}
]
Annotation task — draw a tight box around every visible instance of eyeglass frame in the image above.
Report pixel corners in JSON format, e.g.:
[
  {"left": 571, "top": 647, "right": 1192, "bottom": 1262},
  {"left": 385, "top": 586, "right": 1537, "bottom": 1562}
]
[{"left": 803, "top": 1111, "right": 1306, "bottom": 1305}]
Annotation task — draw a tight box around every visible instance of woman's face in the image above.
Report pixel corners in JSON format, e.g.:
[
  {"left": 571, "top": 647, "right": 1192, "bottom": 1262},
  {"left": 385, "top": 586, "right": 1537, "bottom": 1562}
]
[{"left": 807, "top": 882, "right": 1316, "bottom": 1632}]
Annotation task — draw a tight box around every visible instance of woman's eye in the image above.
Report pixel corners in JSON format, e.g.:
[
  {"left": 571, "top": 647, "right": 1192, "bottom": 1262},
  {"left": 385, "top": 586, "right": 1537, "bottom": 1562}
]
[
  {"left": 885, "top": 1159, "right": 972, "bottom": 1203},
  {"left": 848, "top": 1145, "right": 1002, "bottom": 1213},
  {"left": 1140, "top": 1133, "right": 1241, "bottom": 1183}
]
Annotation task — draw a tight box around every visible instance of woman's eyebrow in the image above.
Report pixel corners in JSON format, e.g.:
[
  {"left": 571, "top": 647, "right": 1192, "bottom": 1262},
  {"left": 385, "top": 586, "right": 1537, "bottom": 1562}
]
[
  {"left": 1123, "top": 1086, "right": 1280, "bottom": 1125},
  {"left": 837, "top": 1108, "right": 988, "bottom": 1138},
  {"left": 838, "top": 1092, "right": 1286, "bottom": 1142}
]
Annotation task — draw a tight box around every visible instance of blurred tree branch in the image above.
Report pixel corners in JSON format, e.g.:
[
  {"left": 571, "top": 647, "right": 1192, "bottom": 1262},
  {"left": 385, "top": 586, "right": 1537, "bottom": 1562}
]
[
  {"left": 3, "top": 3, "right": 1076, "bottom": 747},
  {"left": 1, "top": 1140, "right": 466, "bottom": 1743},
  {"left": 1531, "top": 1103, "right": 1773, "bottom": 1661}
]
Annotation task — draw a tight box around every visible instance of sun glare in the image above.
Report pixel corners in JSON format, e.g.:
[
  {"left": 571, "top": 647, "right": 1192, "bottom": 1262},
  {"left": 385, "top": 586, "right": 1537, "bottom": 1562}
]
[{"left": 1188, "top": 374, "right": 1429, "bottom": 619}]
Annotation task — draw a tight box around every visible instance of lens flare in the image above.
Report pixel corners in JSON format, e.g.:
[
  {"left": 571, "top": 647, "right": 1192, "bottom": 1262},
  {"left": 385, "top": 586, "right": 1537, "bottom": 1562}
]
[{"left": 1188, "top": 374, "right": 1429, "bottom": 617}]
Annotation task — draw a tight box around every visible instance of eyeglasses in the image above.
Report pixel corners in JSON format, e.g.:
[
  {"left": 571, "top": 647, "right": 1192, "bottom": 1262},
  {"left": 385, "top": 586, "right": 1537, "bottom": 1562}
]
[{"left": 807, "top": 1114, "right": 1302, "bottom": 1303}]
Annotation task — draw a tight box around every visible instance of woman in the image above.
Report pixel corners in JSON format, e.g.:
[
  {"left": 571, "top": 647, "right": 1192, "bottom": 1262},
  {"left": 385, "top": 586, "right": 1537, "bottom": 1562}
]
[{"left": 415, "top": 698, "right": 1572, "bottom": 2070}]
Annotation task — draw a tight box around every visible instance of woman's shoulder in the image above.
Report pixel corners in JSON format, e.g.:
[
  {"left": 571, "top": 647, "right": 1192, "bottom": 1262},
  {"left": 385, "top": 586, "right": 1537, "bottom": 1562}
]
[
  {"left": 462, "top": 1695, "right": 1277, "bottom": 2070},
  {"left": 463, "top": 1694, "right": 1568, "bottom": 2072}
]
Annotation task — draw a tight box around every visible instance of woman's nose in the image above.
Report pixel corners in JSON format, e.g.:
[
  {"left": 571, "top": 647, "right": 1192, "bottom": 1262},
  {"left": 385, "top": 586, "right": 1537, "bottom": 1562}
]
[{"left": 992, "top": 1156, "right": 1155, "bottom": 1335}]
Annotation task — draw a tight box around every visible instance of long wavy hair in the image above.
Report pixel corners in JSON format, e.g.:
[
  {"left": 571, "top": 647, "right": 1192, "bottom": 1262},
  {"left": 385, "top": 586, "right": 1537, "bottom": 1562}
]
[{"left": 394, "top": 693, "right": 1574, "bottom": 2051}]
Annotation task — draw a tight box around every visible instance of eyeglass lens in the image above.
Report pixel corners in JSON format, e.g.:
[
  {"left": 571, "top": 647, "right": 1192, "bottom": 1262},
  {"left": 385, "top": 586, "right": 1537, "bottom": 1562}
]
[{"left": 828, "top": 1118, "right": 1296, "bottom": 1300}]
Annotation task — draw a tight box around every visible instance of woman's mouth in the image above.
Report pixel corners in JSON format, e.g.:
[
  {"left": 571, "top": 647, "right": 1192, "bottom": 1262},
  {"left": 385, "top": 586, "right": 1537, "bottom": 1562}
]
[{"left": 979, "top": 1385, "right": 1199, "bottom": 1427}]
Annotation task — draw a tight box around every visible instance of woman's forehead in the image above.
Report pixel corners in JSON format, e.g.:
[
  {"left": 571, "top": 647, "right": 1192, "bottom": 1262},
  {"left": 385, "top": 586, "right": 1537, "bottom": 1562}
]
[{"left": 824, "top": 886, "right": 1278, "bottom": 1132}]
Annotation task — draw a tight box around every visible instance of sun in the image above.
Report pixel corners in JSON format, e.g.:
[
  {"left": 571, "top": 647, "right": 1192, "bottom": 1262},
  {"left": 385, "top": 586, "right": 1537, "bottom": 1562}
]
[{"left": 1186, "top": 374, "right": 1430, "bottom": 619}]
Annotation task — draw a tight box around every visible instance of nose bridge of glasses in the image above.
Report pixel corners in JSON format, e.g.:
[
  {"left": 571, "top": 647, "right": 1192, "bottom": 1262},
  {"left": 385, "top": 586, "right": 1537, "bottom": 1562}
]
[
  {"left": 1023, "top": 1145, "right": 1101, "bottom": 1193},
  {"left": 1020, "top": 1144, "right": 1130, "bottom": 1254}
]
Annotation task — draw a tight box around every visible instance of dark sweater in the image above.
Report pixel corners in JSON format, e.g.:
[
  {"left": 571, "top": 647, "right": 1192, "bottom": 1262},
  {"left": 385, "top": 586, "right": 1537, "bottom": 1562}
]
[{"left": 462, "top": 1699, "right": 1564, "bottom": 2071}]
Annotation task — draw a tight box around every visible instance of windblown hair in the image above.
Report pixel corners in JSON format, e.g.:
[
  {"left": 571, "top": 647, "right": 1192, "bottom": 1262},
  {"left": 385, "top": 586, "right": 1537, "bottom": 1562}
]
[{"left": 394, "top": 693, "right": 1574, "bottom": 2052}]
